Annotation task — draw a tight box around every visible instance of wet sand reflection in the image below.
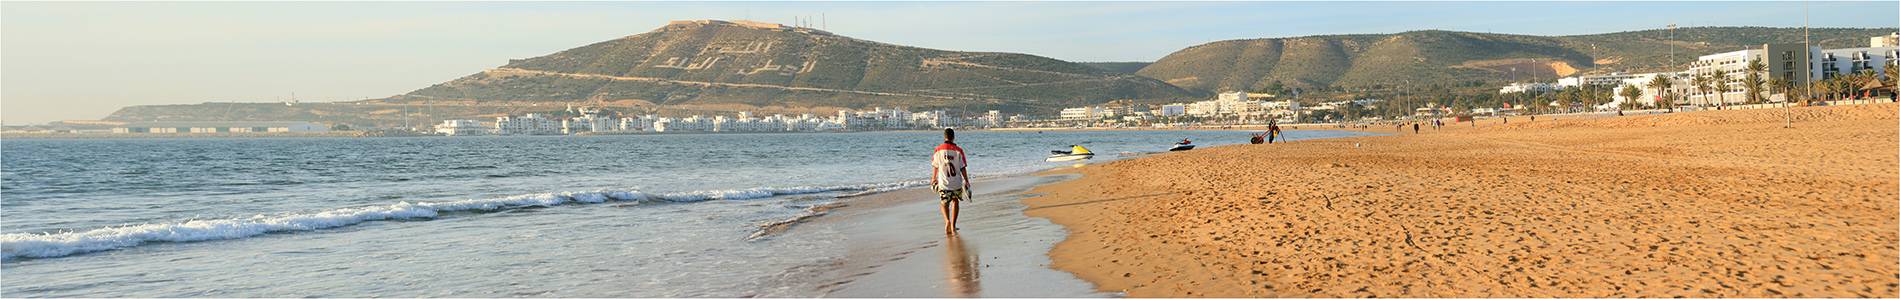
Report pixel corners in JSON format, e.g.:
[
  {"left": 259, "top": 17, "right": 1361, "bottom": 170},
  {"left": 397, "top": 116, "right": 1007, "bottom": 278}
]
[{"left": 944, "top": 234, "right": 981, "bottom": 296}]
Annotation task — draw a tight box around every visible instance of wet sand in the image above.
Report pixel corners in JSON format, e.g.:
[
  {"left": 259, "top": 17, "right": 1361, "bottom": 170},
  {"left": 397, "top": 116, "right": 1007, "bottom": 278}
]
[
  {"left": 1025, "top": 103, "right": 1900, "bottom": 297},
  {"left": 804, "top": 175, "right": 1105, "bottom": 297}
]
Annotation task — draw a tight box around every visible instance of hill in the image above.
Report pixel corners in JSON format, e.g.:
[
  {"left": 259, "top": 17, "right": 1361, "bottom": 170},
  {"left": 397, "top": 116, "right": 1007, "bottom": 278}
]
[
  {"left": 397, "top": 20, "right": 1195, "bottom": 114},
  {"left": 1138, "top": 27, "right": 1895, "bottom": 93},
  {"left": 1078, "top": 62, "right": 1153, "bottom": 74}
]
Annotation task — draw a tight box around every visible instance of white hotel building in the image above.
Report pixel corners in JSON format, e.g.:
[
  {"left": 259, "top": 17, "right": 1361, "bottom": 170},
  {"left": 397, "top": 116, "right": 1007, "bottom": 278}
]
[
  {"left": 1678, "top": 42, "right": 1897, "bottom": 106},
  {"left": 495, "top": 114, "right": 562, "bottom": 135},
  {"left": 1607, "top": 72, "right": 1690, "bottom": 108},
  {"left": 434, "top": 120, "right": 487, "bottom": 136}
]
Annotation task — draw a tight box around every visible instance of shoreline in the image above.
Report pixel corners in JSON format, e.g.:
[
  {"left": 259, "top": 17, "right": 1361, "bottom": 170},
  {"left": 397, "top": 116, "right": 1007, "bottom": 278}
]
[
  {"left": 780, "top": 128, "right": 1378, "bottom": 296},
  {"left": 1022, "top": 103, "right": 1899, "bottom": 296},
  {"left": 797, "top": 174, "right": 1105, "bottom": 297}
]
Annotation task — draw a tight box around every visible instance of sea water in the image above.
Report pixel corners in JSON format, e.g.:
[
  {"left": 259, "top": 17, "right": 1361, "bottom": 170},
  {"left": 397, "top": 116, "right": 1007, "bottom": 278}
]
[{"left": 0, "top": 129, "right": 1372, "bottom": 297}]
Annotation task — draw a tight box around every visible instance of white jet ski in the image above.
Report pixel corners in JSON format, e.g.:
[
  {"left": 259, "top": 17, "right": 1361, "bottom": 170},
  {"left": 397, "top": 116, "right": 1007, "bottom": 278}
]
[{"left": 1169, "top": 139, "right": 1195, "bottom": 151}]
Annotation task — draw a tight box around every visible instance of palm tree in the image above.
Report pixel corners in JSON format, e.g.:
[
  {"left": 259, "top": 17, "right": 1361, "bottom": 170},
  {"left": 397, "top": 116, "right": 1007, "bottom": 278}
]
[
  {"left": 1886, "top": 64, "right": 1899, "bottom": 101},
  {"left": 1714, "top": 69, "right": 1734, "bottom": 108},
  {"left": 1619, "top": 83, "right": 1644, "bottom": 110},
  {"left": 1743, "top": 60, "right": 1767, "bottom": 104},
  {"left": 1768, "top": 76, "right": 1791, "bottom": 105},
  {"left": 1647, "top": 75, "right": 1675, "bottom": 111},
  {"left": 1853, "top": 69, "right": 1878, "bottom": 103},
  {"left": 1692, "top": 73, "right": 1714, "bottom": 108},
  {"left": 1812, "top": 76, "right": 1836, "bottom": 105}
]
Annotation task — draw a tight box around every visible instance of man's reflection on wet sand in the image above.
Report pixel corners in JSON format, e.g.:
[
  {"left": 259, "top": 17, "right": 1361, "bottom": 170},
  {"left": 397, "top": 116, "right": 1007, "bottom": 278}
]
[{"left": 944, "top": 234, "right": 981, "bottom": 296}]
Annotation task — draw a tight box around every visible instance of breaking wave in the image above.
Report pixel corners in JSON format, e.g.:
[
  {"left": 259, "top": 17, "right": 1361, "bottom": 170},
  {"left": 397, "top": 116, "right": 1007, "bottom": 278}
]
[{"left": 0, "top": 180, "right": 929, "bottom": 261}]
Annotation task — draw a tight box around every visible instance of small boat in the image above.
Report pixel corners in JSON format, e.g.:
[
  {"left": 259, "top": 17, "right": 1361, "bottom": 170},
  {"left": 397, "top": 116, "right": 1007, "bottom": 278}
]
[{"left": 1047, "top": 145, "right": 1095, "bottom": 162}]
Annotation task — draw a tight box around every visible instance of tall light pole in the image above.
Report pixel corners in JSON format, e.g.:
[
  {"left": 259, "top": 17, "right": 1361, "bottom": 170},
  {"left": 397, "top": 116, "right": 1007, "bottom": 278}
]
[{"left": 1668, "top": 23, "right": 1679, "bottom": 110}]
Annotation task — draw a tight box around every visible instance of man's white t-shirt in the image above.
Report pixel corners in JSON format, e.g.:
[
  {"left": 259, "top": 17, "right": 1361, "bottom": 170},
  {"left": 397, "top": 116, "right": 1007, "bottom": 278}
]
[{"left": 931, "top": 143, "right": 967, "bottom": 191}]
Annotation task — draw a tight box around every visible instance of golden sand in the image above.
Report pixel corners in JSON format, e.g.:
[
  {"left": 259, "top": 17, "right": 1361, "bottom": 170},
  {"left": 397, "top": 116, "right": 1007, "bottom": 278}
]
[{"left": 1024, "top": 104, "right": 1899, "bottom": 297}]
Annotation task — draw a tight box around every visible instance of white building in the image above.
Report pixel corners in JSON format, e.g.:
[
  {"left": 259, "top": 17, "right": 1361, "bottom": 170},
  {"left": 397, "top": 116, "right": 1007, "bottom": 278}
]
[
  {"left": 111, "top": 121, "right": 330, "bottom": 134},
  {"left": 1216, "top": 91, "right": 1247, "bottom": 102},
  {"left": 655, "top": 115, "right": 713, "bottom": 133},
  {"left": 982, "top": 110, "right": 1004, "bottom": 127},
  {"left": 563, "top": 115, "right": 617, "bottom": 134},
  {"left": 1872, "top": 32, "right": 1899, "bottom": 48},
  {"left": 1675, "top": 41, "right": 1897, "bottom": 106},
  {"left": 496, "top": 114, "right": 561, "bottom": 135},
  {"left": 1609, "top": 72, "right": 1689, "bottom": 108},
  {"left": 1557, "top": 73, "right": 1645, "bottom": 88},
  {"left": 1156, "top": 104, "right": 1186, "bottom": 117},
  {"left": 434, "top": 120, "right": 486, "bottom": 136},
  {"left": 1816, "top": 46, "right": 1898, "bottom": 80},
  {"left": 1498, "top": 82, "right": 1557, "bottom": 94},
  {"left": 1060, "top": 107, "right": 1106, "bottom": 120},
  {"left": 618, "top": 115, "right": 657, "bottom": 132}
]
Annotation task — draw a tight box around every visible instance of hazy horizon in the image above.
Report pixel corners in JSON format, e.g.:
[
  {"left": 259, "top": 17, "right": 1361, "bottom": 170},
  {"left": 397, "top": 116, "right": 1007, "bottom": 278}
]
[{"left": 4, "top": 1, "right": 1897, "bottom": 124}]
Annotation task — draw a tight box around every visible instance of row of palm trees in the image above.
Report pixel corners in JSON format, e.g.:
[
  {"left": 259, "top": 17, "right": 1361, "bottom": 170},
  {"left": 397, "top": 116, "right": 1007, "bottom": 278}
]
[{"left": 1620, "top": 60, "right": 1898, "bottom": 110}]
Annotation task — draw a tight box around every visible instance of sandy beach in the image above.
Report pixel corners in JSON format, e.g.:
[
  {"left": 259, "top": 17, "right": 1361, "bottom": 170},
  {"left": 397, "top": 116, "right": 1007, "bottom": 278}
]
[{"left": 1025, "top": 104, "right": 1899, "bottom": 297}]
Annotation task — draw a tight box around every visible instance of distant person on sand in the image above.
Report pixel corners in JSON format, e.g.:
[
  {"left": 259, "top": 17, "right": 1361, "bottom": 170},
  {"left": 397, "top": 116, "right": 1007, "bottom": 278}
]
[
  {"left": 1267, "top": 122, "right": 1282, "bottom": 143},
  {"left": 1412, "top": 122, "right": 1420, "bottom": 134},
  {"left": 931, "top": 128, "right": 972, "bottom": 235}
]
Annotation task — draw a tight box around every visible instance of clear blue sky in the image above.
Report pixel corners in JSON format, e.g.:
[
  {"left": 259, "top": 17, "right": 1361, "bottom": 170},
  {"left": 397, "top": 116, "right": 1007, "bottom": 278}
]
[{"left": 4, "top": 1, "right": 1896, "bottom": 124}]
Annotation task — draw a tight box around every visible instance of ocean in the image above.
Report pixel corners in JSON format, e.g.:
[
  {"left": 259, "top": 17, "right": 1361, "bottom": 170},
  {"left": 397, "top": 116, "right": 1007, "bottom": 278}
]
[{"left": 0, "top": 129, "right": 1374, "bottom": 297}]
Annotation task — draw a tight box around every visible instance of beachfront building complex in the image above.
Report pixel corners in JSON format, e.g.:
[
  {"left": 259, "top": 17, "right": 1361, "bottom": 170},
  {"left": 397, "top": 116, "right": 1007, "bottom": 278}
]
[
  {"left": 1498, "top": 82, "right": 1559, "bottom": 94},
  {"left": 1607, "top": 72, "right": 1690, "bottom": 108},
  {"left": 462, "top": 106, "right": 1002, "bottom": 136},
  {"left": 1555, "top": 34, "right": 1900, "bottom": 110},
  {"left": 1678, "top": 43, "right": 1896, "bottom": 106},
  {"left": 109, "top": 121, "right": 330, "bottom": 134},
  {"left": 494, "top": 114, "right": 562, "bottom": 135},
  {"left": 433, "top": 120, "right": 486, "bottom": 136}
]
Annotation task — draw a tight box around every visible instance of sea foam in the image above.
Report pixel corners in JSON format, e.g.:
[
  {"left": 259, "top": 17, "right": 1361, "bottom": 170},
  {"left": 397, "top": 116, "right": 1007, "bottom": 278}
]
[{"left": 0, "top": 180, "right": 927, "bottom": 261}]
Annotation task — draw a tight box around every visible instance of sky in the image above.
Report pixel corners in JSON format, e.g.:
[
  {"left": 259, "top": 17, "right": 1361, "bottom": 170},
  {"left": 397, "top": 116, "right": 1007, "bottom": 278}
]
[{"left": 3, "top": 1, "right": 1896, "bottom": 124}]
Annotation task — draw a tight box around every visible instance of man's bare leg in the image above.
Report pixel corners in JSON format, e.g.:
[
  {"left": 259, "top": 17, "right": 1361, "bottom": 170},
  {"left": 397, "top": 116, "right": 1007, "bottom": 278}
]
[
  {"left": 941, "top": 200, "right": 954, "bottom": 234},
  {"left": 947, "top": 200, "right": 961, "bottom": 234}
]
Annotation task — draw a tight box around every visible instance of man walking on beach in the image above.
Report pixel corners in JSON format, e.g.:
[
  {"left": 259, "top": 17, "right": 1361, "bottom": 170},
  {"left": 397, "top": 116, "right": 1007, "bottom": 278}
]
[{"left": 931, "top": 128, "right": 972, "bottom": 235}]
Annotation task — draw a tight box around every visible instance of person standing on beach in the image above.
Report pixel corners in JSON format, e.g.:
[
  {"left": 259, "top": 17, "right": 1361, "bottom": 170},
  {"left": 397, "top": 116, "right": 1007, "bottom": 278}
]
[
  {"left": 930, "top": 128, "right": 972, "bottom": 235},
  {"left": 1412, "top": 122, "right": 1420, "bottom": 134},
  {"left": 1267, "top": 121, "right": 1282, "bottom": 144}
]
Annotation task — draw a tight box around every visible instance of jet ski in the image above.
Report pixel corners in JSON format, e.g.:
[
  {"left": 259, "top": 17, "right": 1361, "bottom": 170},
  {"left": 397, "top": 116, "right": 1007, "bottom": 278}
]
[
  {"left": 1047, "top": 145, "right": 1095, "bottom": 162},
  {"left": 1169, "top": 139, "right": 1195, "bottom": 151}
]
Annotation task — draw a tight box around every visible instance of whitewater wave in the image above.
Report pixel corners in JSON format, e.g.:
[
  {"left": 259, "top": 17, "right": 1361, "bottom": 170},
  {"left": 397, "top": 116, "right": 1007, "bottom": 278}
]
[{"left": 0, "top": 180, "right": 929, "bottom": 261}]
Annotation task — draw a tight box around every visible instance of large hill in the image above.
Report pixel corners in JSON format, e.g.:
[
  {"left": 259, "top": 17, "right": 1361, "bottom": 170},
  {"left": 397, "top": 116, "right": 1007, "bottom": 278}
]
[
  {"left": 1138, "top": 27, "right": 1895, "bottom": 93},
  {"left": 397, "top": 20, "right": 1194, "bottom": 114}
]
